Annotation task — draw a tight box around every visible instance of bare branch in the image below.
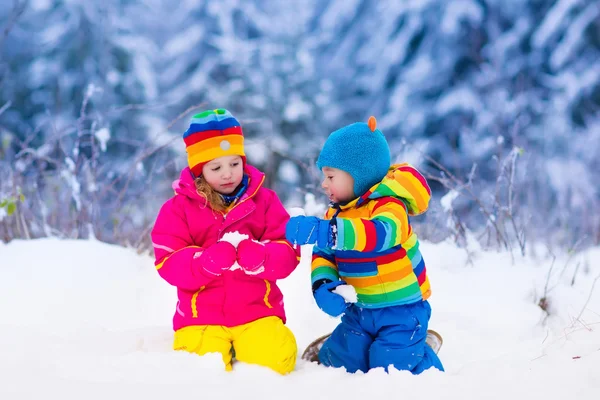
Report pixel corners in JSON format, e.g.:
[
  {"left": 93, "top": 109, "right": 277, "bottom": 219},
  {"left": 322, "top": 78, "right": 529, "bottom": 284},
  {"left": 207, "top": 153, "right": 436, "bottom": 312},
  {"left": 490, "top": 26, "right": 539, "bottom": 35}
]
[
  {"left": 0, "top": 0, "right": 27, "bottom": 52},
  {"left": 0, "top": 100, "right": 11, "bottom": 117},
  {"left": 107, "top": 102, "right": 206, "bottom": 205},
  {"left": 571, "top": 273, "right": 600, "bottom": 329},
  {"left": 422, "top": 152, "right": 510, "bottom": 250}
]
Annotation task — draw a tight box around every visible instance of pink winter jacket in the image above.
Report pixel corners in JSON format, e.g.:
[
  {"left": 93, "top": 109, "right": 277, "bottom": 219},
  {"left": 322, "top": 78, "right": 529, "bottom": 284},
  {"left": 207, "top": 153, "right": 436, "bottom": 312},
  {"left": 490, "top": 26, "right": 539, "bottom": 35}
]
[{"left": 151, "top": 165, "right": 300, "bottom": 330}]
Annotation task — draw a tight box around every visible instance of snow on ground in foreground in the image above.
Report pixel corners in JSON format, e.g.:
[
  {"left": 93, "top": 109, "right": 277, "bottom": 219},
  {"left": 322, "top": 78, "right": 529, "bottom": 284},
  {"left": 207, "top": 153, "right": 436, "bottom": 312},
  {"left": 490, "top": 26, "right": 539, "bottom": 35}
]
[{"left": 0, "top": 238, "right": 599, "bottom": 400}]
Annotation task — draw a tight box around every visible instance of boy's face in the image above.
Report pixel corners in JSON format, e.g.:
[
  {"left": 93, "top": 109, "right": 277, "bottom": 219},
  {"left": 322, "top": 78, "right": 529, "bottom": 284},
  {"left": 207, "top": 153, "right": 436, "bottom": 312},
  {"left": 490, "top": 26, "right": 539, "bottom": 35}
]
[
  {"left": 321, "top": 167, "right": 355, "bottom": 204},
  {"left": 202, "top": 155, "right": 244, "bottom": 194}
]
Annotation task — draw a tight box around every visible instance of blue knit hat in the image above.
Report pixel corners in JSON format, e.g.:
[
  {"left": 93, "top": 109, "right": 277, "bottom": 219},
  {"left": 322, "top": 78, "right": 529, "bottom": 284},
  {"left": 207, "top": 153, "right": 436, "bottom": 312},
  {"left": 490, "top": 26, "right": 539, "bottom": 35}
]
[{"left": 316, "top": 116, "right": 391, "bottom": 197}]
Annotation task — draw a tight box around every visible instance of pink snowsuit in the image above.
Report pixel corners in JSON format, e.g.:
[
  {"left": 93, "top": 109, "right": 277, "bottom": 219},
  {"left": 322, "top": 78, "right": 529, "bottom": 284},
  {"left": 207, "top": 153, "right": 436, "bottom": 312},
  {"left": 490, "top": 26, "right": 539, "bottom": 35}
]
[{"left": 151, "top": 164, "right": 300, "bottom": 331}]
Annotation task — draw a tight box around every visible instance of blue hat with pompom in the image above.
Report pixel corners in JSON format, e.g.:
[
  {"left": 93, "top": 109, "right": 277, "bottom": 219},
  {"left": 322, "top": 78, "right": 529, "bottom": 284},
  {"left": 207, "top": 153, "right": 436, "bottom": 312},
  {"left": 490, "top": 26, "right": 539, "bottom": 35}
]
[{"left": 316, "top": 116, "right": 391, "bottom": 197}]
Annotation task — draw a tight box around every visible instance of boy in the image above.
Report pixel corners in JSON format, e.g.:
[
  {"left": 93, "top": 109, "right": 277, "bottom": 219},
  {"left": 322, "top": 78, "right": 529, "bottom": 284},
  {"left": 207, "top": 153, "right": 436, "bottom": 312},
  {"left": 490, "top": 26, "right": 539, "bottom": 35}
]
[{"left": 286, "top": 116, "right": 444, "bottom": 374}]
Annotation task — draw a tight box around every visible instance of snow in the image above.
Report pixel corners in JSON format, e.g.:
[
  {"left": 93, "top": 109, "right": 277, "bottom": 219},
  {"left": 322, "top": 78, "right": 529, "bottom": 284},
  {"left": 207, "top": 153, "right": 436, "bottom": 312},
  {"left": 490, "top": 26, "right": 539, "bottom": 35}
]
[
  {"left": 219, "top": 231, "right": 249, "bottom": 272},
  {"left": 220, "top": 231, "right": 250, "bottom": 248},
  {"left": 532, "top": 0, "right": 580, "bottom": 49},
  {"left": 1, "top": 237, "right": 599, "bottom": 399},
  {"left": 219, "top": 231, "right": 266, "bottom": 275},
  {"left": 30, "top": 0, "right": 52, "bottom": 12},
  {"left": 333, "top": 284, "right": 357, "bottom": 303},
  {"left": 302, "top": 193, "right": 328, "bottom": 217},
  {"left": 40, "top": 23, "right": 69, "bottom": 46},
  {"left": 133, "top": 55, "right": 159, "bottom": 100},
  {"left": 436, "top": 86, "right": 481, "bottom": 115},
  {"left": 287, "top": 207, "right": 306, "bottom": 217},
  {"left": 94, "top": 128, "right": 111, "bottom": 153},
  {"left": 556, "top": 67, "right": 600, "bottom": 103},
  {"left": 164, "top": 26, "right": 205, "bottom": 58},
  {"left": 277, "top": 160, "right": 301, "bottom": 184},
  {"left": 549, "top": 3, "right": 599, "bottom": 70},
  {"left": 440, "top": 189, "right": 460, "bottom": 212},
  {"left": 546, "top": 158, "right": 594, "bottom": 209},
  {"left": 60, "top": 158, "right": 81, "bottom": 211},
  {"left": 284, "top": 94, "right": 313, "bottom": 122},
  {"left": 441, "top": 1, "right": 483, "bottom": 35},
  {"left": 245, "top": 140, "right": 269, "bottom": 165},
  {"left": 319, "top": 0, "right": 362, "bottom": 32},
  {"left": 85, "top": 83, "right": 100, "bottom": 99}
]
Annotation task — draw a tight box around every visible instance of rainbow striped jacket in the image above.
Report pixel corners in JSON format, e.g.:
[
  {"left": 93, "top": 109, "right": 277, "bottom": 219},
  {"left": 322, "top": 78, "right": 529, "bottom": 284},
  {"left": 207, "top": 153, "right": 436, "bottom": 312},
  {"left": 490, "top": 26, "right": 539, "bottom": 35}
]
[{"left": 311, "top": 163, "right": 432, "bottom": 308}]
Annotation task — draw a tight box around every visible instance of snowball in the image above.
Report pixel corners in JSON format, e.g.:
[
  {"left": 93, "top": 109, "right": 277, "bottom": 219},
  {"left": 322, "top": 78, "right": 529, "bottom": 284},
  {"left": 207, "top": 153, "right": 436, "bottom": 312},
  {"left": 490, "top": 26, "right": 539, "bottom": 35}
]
[
  {"left": 333, "top": 284, "right": 357, "bottom": 303},
  {"left": 220, "top": 231, "right": 249, "bottom": 248}
]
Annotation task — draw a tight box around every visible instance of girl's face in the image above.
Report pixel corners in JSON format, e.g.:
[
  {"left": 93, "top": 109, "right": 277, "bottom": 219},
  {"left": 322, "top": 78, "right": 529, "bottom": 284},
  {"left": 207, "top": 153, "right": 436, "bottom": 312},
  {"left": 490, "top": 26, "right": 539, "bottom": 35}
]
[
  {"left": 321, "top": 166, "right": 355, "bottom": 204},
  {"left": 201, "top": 155, "right": 244, "bottom": 194}
]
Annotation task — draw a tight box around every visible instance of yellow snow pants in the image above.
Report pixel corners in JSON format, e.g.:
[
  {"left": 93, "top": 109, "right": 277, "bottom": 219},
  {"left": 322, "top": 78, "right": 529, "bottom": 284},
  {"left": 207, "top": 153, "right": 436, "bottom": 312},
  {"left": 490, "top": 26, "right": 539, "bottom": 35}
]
[{"left": 173, "top": 316, "right": 297, "bottom": 374}]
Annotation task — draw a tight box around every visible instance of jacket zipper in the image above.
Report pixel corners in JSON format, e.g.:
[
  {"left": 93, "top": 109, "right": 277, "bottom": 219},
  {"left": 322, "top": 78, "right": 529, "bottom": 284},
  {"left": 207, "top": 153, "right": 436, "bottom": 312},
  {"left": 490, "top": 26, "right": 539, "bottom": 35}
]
[
  {"left": 219, "top": 206, "right": 255, "bottom": 237},
  {"left": 218, "top": 175, "right": 265, "bottom": 235}
]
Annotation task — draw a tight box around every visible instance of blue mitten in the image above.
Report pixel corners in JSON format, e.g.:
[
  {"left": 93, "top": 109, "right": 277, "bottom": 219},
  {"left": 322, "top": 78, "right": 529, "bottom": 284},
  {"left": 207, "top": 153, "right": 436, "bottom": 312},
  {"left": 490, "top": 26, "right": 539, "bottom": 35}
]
[
  {"left": 314, "top": 281, "right": 348, "bottom": 317},
  {"left": 285, "top": 216, "right": 333, "bottom": 248}
]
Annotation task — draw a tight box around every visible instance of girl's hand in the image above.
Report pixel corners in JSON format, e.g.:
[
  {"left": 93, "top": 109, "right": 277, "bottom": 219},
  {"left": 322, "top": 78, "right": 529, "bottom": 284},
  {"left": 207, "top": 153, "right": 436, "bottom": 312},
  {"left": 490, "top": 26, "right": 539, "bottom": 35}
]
[
  {"left": 196, "top": 241, "right": 237, "bottom": 276},
  {"left": 236, "top": 239, "right": 267, "bottom": 275}
]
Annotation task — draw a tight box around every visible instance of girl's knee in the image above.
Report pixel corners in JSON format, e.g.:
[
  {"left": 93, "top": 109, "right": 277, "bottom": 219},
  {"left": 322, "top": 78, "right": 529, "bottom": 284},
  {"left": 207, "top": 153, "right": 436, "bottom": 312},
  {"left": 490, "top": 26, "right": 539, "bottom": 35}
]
[
  {"left": 268, "top": 344, "right": 297, "bottom": 375},
  {"left": 173, "top": 325, "right": 209, "bottom": 352},
  {"left": 252, "top": 322, "right": 297, "bottom": 374},
  {"left": 173, "top": 325, "right": 233, "bottom": 369},
  {"left": 234, "top": 317, "right": 298, "bottom": 374}
]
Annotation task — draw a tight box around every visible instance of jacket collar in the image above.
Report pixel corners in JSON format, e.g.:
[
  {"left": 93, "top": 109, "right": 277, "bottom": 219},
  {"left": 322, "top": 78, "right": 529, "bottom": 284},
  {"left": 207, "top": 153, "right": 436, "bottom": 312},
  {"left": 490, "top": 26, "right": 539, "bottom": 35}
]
[{"left": 329, "top": 163, "right": 431, "bottom": 216}]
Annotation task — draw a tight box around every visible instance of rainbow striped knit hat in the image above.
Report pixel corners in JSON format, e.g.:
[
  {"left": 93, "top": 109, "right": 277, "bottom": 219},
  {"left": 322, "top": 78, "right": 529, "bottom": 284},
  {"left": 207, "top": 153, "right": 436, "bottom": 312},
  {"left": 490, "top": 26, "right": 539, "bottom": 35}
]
[{"left": 183, "top": 109, "right": 246, "bottom": 177}]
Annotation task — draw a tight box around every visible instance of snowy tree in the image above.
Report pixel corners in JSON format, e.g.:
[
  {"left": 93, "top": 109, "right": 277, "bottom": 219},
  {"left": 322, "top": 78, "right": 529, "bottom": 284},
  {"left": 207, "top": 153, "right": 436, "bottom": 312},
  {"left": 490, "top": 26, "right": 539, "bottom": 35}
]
[
  {"left": 156, "top": 0, "right": 325, "bottom": 204},
  {"left": 1, "top": 0, "right": 598, "bottom": 251},
  {"left": 0, "top": 0, "right": 167, "bottom": 243},
  {"left": 302, "top": 0, "right": 600, "bottom": 248}
]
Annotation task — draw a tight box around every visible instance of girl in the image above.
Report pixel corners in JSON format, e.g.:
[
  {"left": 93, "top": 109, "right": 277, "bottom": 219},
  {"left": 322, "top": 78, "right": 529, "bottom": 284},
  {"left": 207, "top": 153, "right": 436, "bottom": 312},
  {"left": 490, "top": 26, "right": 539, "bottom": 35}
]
[{"left": 151, "top": 109, "right": 300, "bottom": 374}]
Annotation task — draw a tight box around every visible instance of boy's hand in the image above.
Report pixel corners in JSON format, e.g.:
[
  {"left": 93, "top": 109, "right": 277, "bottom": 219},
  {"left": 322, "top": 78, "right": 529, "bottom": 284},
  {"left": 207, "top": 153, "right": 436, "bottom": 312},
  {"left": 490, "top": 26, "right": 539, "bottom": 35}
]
[
  {"left": 314, "top": 281, "right": 349, "bottom": 317},
  {"left": 195, "top": 241, "right": 237, "bottom": 276},
  {"left": 285, "top": 216, "right": 333, "bottom": 248},
  {"left": 236, "top": 239, "right": 266, "bottom": 275}
]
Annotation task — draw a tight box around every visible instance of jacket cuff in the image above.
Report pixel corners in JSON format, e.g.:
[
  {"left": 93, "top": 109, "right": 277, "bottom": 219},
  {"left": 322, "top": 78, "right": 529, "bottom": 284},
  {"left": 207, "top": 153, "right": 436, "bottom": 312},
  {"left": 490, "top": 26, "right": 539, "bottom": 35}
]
[{"left": 312, "top": 278, "right": 333, "bottom": 293}]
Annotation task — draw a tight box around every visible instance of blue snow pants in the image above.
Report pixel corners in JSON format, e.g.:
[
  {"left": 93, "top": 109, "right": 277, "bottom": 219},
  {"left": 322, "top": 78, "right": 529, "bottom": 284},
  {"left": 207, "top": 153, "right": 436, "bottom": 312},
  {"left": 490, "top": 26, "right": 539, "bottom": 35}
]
[{"left": 318, "top": 301, "right": 444, "bottom": 374}]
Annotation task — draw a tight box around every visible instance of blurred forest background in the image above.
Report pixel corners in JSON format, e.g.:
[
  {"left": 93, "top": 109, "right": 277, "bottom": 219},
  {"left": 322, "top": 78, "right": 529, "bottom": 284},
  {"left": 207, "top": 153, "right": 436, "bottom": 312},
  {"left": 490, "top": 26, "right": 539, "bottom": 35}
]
[{"left": 1, "top": 0, "right": 598, "bottom": 256}]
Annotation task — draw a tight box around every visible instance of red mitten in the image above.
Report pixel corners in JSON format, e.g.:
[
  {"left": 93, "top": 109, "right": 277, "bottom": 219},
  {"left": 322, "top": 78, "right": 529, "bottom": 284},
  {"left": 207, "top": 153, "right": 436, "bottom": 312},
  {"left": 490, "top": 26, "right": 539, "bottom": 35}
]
[{"left": 237, "top": 239, "right": 267, "bottom": 275}]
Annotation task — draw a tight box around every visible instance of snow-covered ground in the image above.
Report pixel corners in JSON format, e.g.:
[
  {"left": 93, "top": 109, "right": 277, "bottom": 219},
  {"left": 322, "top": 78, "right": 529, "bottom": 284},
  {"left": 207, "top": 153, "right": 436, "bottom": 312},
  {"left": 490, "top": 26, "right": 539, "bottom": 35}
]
[{"left": 1, "top": 237, "right": 599, "bottom": 399}]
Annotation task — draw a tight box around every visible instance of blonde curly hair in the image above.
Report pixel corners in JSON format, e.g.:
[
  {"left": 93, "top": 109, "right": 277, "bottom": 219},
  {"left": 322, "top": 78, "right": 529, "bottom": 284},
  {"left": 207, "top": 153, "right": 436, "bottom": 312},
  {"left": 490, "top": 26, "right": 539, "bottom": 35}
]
[{"left": 194, "top": 175, "right": 227, "bottom": 212}]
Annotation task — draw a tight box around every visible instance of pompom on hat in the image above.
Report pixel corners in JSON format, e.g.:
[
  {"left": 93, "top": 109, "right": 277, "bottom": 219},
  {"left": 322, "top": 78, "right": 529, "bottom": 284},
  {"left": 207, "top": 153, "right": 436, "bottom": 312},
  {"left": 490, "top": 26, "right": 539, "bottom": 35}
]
[
  {"left": 183, "top": 109, "right": 246, "bottom": 177},
  {"left": 316, "top": 116, "right": 391, "bottom": 197}
]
